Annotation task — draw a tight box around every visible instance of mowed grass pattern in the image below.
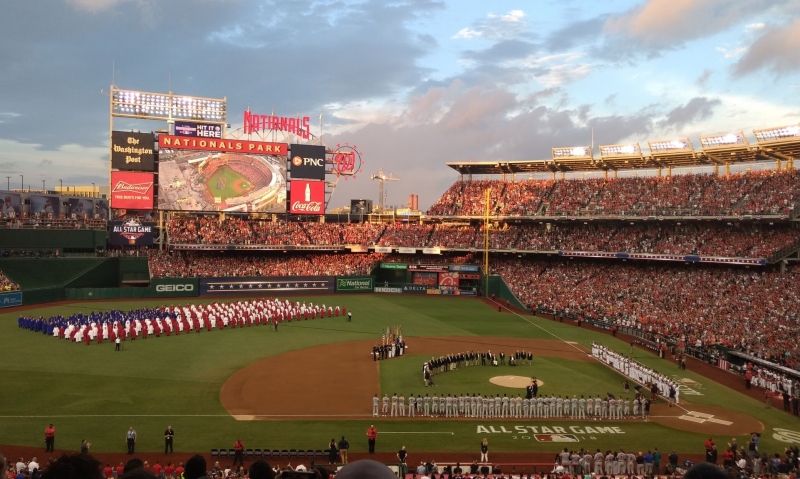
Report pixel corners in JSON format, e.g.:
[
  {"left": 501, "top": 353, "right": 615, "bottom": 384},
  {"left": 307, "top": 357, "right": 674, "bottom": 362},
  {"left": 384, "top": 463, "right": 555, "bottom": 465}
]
[
  {"left": 0, "top": 295, "right": 794, "bottom": 453},
  {"left": 205, "top": 166, "right": 252, "bottom": 201}
]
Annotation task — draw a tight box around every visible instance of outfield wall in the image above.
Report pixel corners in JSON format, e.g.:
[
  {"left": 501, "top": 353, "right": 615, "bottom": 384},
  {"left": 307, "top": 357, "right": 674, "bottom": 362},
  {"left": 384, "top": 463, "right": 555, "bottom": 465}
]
[{"left": 0, "top": 229, "right": 106, "bottom": 250}]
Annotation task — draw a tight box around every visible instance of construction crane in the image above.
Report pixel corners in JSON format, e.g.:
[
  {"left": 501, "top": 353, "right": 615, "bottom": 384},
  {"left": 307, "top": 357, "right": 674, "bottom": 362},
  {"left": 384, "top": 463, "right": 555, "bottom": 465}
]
[{"left": 370, "top": 168, "right": 400, "bottom": 212}]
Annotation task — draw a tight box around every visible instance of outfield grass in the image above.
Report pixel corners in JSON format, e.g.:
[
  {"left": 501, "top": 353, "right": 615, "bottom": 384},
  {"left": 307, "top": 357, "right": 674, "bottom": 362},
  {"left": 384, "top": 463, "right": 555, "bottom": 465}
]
[
  {"left": 0, "top": 295, "right": 794, "bottom": 454},
  {"left": 205, "top": 166, "right": 252, "bottom": 201}
]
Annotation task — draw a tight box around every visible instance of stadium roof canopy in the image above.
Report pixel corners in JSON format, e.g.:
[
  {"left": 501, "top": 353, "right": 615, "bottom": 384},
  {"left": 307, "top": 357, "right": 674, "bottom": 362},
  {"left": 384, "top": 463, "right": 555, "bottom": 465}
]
[{"left": 447, "top": 124, "right": 800, "bottom": 175}]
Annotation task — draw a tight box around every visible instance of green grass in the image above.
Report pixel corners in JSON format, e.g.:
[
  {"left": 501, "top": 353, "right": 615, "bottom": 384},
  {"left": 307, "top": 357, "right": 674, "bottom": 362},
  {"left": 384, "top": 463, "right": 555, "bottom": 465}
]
[
  {"left": 0, "top": 295, "right": 795, "bottom": 454},
  {"left": 205, "top": 166, "right": 252, "bottom": 201}
]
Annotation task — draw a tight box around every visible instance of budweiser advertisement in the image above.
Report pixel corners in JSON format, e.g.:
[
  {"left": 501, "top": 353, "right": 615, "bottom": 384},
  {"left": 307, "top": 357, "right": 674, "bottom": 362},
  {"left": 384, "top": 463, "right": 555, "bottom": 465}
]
[
  {"left": 111, "top": 172, "right": 155, "bottom": 209},
  {"left": 289, "top": 179, "right": 324, "bottom": 215}
]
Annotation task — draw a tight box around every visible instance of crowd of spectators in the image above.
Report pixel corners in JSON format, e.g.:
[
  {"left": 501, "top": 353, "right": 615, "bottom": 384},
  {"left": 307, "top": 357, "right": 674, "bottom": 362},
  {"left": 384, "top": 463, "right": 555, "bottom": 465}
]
[
  {"left": 163, "top": 217, "right": 799, "bottom": 259},
  {"left": 427, "top": 170, "right": 800, "bottom": 218},
  {"left": 167, "top": 217, "right": 310, "bottom": 245},
  {"left": 0, "top": 270, "right": 19, "bottom": 291},
  {"left": 0, "top": 216, "right": 106, "bottom": 230},
  {"left": 491, "top": 257, "right": 800, "bottom": 368},
  {"left": 149, "top": 251, "right": 383, "bottom": 278}
]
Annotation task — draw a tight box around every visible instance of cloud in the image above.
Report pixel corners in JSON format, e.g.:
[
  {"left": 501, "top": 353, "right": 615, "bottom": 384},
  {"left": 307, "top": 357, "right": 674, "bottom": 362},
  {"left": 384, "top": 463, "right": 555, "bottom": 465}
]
[
  {"left": 603, "top": 0, "right": 781, "bottom": 53},
  {"left": 659, "top": 97, "right": 721, "bottom": 130},
  {"left": 695, "top": 69, "right": 713, "bottom": 87},
  {"left": 716, "top": 46, "right": 747, "bottom": 59},
  {"left": 453, "top": 10, "right": 529, "bottom": 40},
  {"left": 66, "top": 0, "right": 131, "bottom": 12},
  {"left": 745, "top": 22, "right": 765, "bottom": 32},
  {"left": 39, "top": 159, "right": 54, "bottom": 168},
  {"left": 734, "top": 17, "right": 800, "bottom": 76}
]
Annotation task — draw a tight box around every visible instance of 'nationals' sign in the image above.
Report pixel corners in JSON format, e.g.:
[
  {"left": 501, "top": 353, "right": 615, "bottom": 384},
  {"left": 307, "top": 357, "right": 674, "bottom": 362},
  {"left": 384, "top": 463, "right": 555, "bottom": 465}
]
[
  {"left": 159, "top": 135, "right": 287, "bottom": 155},
  {"left": 110, "top": 172, "right": 154, "bottom": 209},
  {"left": 289, "top": 179, "right": 325, "bottom": 215},
  {"left": 243, "top": 111, "right": 311, "bottom": 139}
]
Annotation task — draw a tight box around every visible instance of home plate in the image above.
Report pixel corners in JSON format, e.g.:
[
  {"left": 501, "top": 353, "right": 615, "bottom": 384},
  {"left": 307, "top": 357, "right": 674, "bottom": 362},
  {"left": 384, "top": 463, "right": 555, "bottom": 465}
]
[
  {"left": 688, "top": 411, "right": 714, "bottom": 419},
  {"left": 678, "top": 415, "right": 706, "bottom": 424},
  {"left": 706, "top": 417, "right": 733, "bottom": 426}
]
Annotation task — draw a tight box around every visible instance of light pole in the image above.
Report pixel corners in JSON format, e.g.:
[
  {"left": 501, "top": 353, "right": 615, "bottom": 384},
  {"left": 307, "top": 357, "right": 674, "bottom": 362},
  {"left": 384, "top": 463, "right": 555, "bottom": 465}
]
[
  {"left": 20, "top": 175, "right": 23, "bottom": 191},
  {"left": 59, "top": 179, "right": 63, "bottom": 194},
  {"left": 42, "top": 180, "right": 46, "bottom": 191},
  {"left": 92, "top": 183, "right": 96, "bottom": 198},
  {"left": 5, "top": 176, "right": 9, "bottom": 191}
]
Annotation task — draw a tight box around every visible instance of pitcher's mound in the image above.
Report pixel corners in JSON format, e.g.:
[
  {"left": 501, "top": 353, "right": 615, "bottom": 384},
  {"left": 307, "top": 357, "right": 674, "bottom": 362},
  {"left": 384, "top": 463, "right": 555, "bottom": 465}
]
[{"left": 490, "top": 376, "right": 543, "bottom": 388}]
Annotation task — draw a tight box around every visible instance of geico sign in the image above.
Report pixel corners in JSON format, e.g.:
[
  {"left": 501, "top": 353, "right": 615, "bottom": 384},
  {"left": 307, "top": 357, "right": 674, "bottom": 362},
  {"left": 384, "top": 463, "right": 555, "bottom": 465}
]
[{"left": 155, "top": 284, "right": 194, "bottom": 292}]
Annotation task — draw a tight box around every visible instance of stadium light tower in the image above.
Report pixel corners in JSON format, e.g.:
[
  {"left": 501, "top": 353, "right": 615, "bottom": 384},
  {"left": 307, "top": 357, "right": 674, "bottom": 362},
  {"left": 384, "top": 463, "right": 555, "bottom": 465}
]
[{"left": 108, "top": 85, "right": 227, "bottom": 207}]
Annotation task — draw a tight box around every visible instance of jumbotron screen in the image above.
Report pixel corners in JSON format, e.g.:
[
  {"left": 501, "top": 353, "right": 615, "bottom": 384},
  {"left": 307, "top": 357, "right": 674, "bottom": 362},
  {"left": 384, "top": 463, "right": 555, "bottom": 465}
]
[{"left": 158, "top": 149, "right": 287, "bottom": 213}]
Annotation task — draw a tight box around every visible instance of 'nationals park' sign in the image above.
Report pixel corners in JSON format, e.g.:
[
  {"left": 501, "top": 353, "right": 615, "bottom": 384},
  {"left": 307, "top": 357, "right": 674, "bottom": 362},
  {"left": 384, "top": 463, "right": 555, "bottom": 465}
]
[{"left": 158, "top": 135, "right": 287, "bottom": 155}]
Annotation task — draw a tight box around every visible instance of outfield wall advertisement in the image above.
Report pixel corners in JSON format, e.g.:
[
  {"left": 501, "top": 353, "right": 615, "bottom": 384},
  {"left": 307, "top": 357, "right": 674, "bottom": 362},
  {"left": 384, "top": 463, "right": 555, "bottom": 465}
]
[
  {"left": 335, "top": 276, "right": 373, "bottom": 292},
  {"left": 111, "top": 131, "right": 156, "bottom": 171},
  {"left": 110, "top": 220, "right": 155, "bottom": 246},
  {"left": 0, "top": 291, "right": 22, "bottom": 308},
  {"left": 150, "top": 278, "right": 199, "bottom": 297},
  {"left": 200, "top": 276, "right": 334, "bottom": 295}
]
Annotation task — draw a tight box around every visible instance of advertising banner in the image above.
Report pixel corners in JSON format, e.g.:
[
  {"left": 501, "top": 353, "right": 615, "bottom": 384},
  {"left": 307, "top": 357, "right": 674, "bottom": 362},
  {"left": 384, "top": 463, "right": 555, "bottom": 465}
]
[
  {"left": 460, "top": 273, "right": 481, "bottom": 280},
  {"left": 426, "top": 288, "right": 441, "bottom": 295},
  {"left": 111, "top": 131, "right": 156, "bottom": 171},
  {"left": 439, "top": 272, "right": 460, "bottom": 288},
  {"left": 67, "top": 198, "right": 93, "bottom": 218},
  {"left": 200, "top": 276, "right": 334, "bottom": 295},
  {"left": 398, "top": 247, "right": 416, "bottom": 254},
  {"left": 289, "top": 179, "right": 324, "bottom": 215},
  {"left": 111, "top": 172, "right": 155, "bottom": 209},
  {"left": 449, "top": 265, "right": 480, "bottom": 272},
  {"left": 158, "top": 148, "right": 286, "bottom": 213},
  {"left": 0, "top": 291, "right": 22, "bottom": 308},
  {"left": 289, "top": 144, "right": 326, "bottom": 180},
  {"left": 402, "top": 284, "right": 428, "bottom": 294},
  {"left": 1, "top": 192, "right": 21, "bottom": 218},
  {"left": 380, "top": 263, "right": 407, "bottom": 269},
  {"left": 459, "top": 289, "right": 478, "bottom": 296},
  {"left": 159, "top": 135, "right": 287, "bottom": 155},
  {"left": 374, "top": 287, "right": 402, "bottom": 294},
  {"left": 174, "top": 121, "right": 222, "bottom": 139},
  {"left": 411, "top": 272, "right": 437, "bottom": 285},
  {"left": 109, "top": 220, "right": 156, "bottom": 246},
  {"left": 336, "top": 276, "right": 374, "bottom": 292},
  {"left": 150, "top": 278, "right": 199, "bottom": 297},
  {"left": 29, "top": 194, "right": 60, "bottom": 217},
  {"left": 347, "top": 245, "right": 367, "bottom": 253},
  {"left": 422, "top": 247, "right": 441, "bottom": 255},
  {"left": 374, "top": 246, "right": 393, "bottom": 253},
  {"left": 408, "top": 264, "right": 448, "bottom": 272}
]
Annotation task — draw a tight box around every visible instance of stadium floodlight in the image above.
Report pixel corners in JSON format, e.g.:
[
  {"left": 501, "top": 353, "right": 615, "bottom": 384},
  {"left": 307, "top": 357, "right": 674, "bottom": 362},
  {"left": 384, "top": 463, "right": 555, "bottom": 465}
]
[
  {"left": 599, "top": 143, "right": 641, "bottom": 158},
  {"left": 552, "top": 146, "right": 592, "bottom": 159},
  {"left": 698, "top": 131, "right": 747, "bottom": 150},
  {"left": 110, "top": 87, "right": 226, "bottom": 123},
  {"left": 753, "top": 124, "right": 800, "bottom": 144},
  {"left": 647, "top": 138, "right": 693, "bottom": 154}
]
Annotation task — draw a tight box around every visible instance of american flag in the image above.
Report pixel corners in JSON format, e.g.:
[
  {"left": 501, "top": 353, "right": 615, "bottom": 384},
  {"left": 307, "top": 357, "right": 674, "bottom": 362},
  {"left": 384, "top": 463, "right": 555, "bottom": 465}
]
[{"left": 717, "top": 358, "right": 729, "bottom": 371}]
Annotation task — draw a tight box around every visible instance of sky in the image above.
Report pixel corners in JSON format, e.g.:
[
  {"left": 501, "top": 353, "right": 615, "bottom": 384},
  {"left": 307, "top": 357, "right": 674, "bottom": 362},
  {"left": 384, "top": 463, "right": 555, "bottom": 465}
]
[{"left": 1, "top": 0, "right": 799, "bottom": 210}]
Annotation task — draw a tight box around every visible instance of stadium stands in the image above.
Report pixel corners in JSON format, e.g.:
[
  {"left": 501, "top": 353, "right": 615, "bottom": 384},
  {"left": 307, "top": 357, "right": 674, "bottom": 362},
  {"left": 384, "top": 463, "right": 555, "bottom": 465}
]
[
  {"left": 491, "top": 257, "right": 800, "bottom": 368},
  {"left": 428, "top": 170, "right": 800, "bottom": 218},
  {"left": 0, "top": 270, "right": 19, "bottom": 291}
]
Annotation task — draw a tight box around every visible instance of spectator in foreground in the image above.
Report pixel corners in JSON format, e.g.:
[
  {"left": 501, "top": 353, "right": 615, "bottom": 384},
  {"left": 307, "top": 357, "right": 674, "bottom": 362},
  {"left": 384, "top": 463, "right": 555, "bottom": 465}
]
[
  {"left": 684, "top": 462, "right": 729, "bottom": 479},
  {"left": 336, "top": 459, "right": 396, "bottom": 479},
  {"left": 184, "top": 455, "right": 208, "bottom": 479},
  {"left": 41, "top": 453, "right": 103, "bottom": 479},
  {"left": 249, "top": 460, "right": 274, "bottom": 479}
]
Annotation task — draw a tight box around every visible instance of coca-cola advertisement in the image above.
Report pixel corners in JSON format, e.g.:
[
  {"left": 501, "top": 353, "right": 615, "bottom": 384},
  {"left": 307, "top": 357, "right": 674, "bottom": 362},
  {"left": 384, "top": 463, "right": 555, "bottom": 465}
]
[
  {"left": 289, "top": 179, "right": 324, "bottom": 215},
  {"left": 111, "top": 171, "right": 155, "bottom": 209}
]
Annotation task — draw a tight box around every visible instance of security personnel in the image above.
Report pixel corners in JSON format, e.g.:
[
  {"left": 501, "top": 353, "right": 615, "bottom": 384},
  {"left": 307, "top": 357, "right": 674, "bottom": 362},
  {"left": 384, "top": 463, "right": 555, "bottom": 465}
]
[
  {"left": 164, "top": 426, "right": 174, "bottom": 454},
  {"left": 44, "top": 424, "right": 55, "bottom": 453},
  {"left": 366, "top": 425, "right": 378, "bottom": 454},
  {"left": 232, "top": 439, "right": 245, "bottom": 467},
  {"left": 126, "top": 427, "right": 137, "bottom": 454}
]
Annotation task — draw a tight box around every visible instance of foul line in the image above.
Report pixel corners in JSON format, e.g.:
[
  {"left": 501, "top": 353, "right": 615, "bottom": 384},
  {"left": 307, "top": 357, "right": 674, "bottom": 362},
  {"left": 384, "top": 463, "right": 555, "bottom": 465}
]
[
  {"left": 381, "top": 432, "right": 454, "bottom": 435},
  {"left": 0, "top": 414, "right": 372, "bottom": 419},
  {"left": 492, "top": 300, "right": 689, "bottom": 413}
]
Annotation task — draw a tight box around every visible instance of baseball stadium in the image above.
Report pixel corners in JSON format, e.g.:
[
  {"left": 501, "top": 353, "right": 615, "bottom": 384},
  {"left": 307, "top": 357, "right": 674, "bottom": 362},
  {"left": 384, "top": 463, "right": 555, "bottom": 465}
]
[
  {"left": 158, "top": 150, "right": 286, "bottom": 213},
  {"left": 2, "top": 118, "right": 800, "bottom": 479}
]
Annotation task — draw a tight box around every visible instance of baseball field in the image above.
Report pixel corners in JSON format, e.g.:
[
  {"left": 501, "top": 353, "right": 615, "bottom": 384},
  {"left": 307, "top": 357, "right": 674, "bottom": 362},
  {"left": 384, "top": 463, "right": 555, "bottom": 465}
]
[
  {"left": 0, "top": 295, "right": 794, "bottom": 459},
  {"left": 204, "top": 166, "right": 253, "bottom": 201}
]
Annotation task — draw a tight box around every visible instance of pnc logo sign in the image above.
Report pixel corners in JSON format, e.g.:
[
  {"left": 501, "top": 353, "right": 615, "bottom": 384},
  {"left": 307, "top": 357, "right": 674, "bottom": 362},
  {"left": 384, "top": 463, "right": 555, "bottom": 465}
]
[
  {"left": 156, "top": 284, "right": 194, "bottom": 292},
  {"left": 292, "top": 155, "right": 324, "bottom": 167}
]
